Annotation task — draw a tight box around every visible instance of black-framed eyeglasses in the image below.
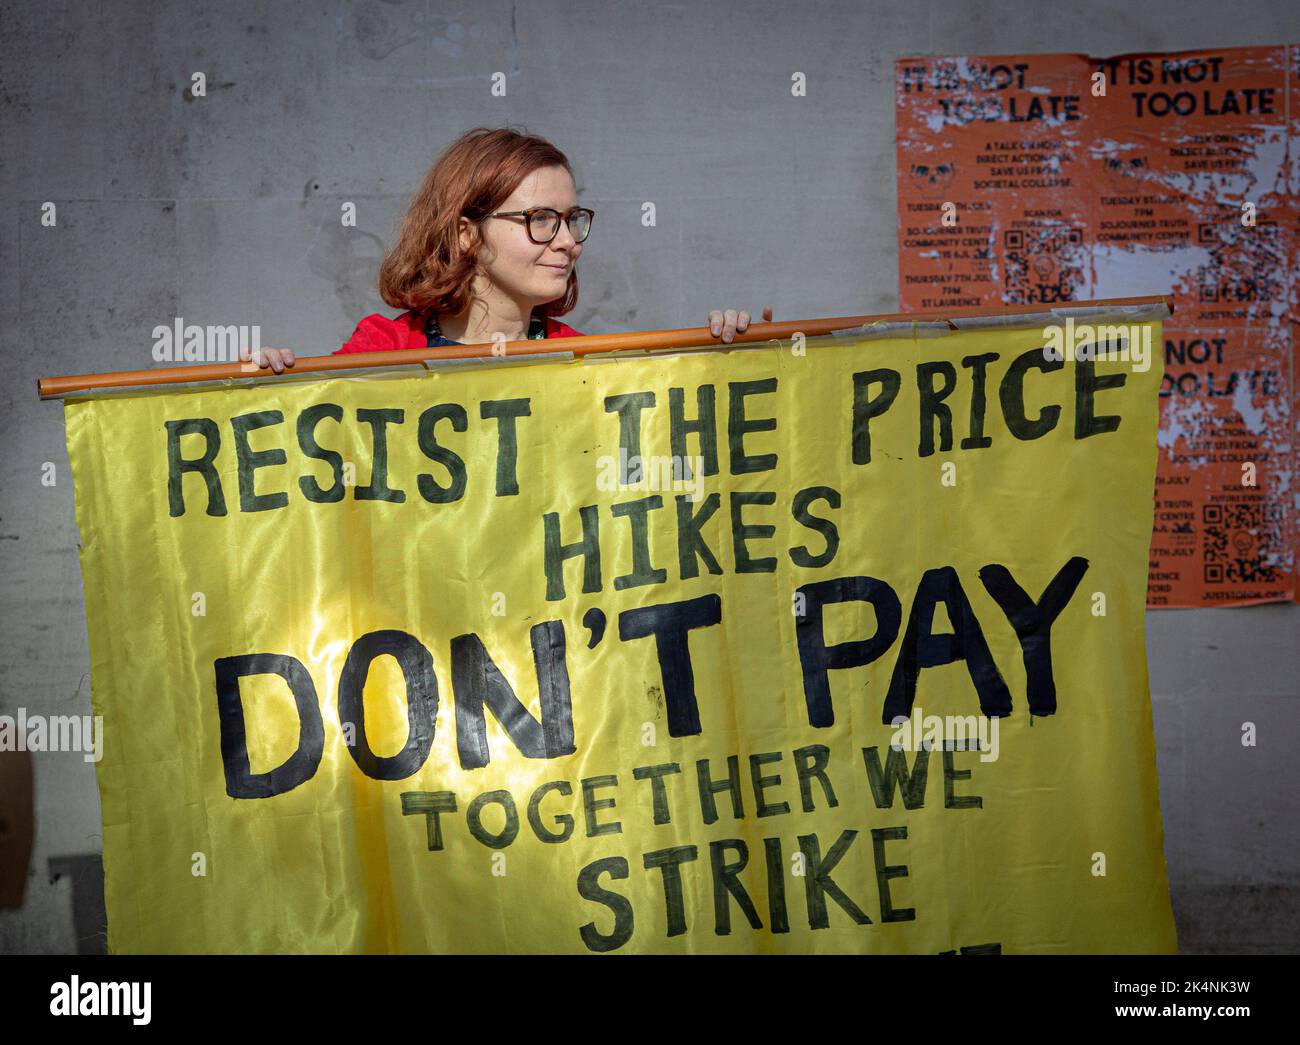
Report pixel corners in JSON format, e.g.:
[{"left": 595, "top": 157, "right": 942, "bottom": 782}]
[{"left": 487, "top": 206, "right": 594, "bottom": 244}]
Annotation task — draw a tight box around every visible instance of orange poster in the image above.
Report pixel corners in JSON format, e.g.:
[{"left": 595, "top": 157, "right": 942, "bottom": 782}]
[{"left": 896, "top": 47, "right": 1297, "bottom": 607}]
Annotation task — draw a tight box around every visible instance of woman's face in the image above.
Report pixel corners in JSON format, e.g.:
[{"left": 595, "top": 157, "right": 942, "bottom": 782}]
[{"left": 465, "top": 164, "right": 583, "bottom": 308}]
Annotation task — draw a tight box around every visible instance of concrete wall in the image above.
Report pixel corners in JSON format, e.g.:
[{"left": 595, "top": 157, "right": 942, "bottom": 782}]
[{"left": 1, "top": 0, "right": 1295, "bottom": 953}]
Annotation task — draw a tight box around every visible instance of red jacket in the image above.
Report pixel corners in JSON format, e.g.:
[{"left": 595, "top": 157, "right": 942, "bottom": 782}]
[{"left": 334, "top": 311, "right": 584, "bottom": 353}]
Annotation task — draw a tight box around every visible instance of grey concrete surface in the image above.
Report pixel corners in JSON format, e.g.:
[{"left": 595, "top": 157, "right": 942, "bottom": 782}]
[{"left": 1, "top": 0, "right": 1296, "bottom": 953}]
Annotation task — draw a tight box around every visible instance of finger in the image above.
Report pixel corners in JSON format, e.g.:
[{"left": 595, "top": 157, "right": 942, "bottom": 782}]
[
  {"left": 709, "top": 310, "right": 723, "bottom": 336},
  {"left": 737, "top": 310, "right": 751, "bottom": 332},
  {"left": 762, "top": 306, "right": 773, "bottom": 322},
  {"left": 268, "top": 349, "right": 284, "bottom": 374},
  {"left": 722, "top": 308, "right": 738, "bottom": 343},
  {"left": 239, "top": 343, "right": 251, "bottom": 362}
]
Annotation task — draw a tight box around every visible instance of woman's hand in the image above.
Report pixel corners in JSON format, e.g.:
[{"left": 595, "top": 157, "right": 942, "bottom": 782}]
[
  {"left": 239, "top": 344, "right": 295, "bottom": 373},
  {"left": 708, "top": 306, "right": 773, "bottom": 343}
]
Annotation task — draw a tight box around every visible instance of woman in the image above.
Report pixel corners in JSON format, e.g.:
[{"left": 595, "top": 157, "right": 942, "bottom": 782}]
[{"left": 244, "top": 126, "right": 771, "bottom": 372}]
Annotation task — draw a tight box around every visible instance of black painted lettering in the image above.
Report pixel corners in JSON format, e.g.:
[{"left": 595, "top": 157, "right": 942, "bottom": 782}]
[
  {"left": 337, "top": 630, "right": 438, "bottom": 780},
  {"left": 577, "top": 857, "right": 634, "bottom": 952},
  {"left": 214, "top": 653, "right": 323, "bottom": 798},
  {"left": 643, "top": 845, "right": 699, "bottom": 937},
  {"left": 354, "top": 408, "right": 405, "bottom": 502},
  {"left": 871, "top": 827, "right": 915, "bottom": 922},
  {"left": 799, "top": 831, "right": 871, "bottom": 929},
  {"left": 851, "top": 368, "right": 901, "bottom": 465},
  {"left": 400, "top": 790, "right": 457, "bottom": 851},
  {"left": 669, "top": 385, "right": 719, "bottom": 476},
  {"left": 581, "top": 774, "right": 622, "bottom": 836},
  {"left": 297, "top": 404, "right": 345, "bottom": 503},
  {"left": 604, "top": 391, "right": 656, "bottom": 470},
  {"left": 696, "top": 754, "right": 745, "bottom": 824},
  {"left": 618, "top": 595, "right": 721, "bottom": 737},
  {"left": 749, "top": 751, "right": 790, "bottom": 817},
  {"left": 675, "top": 492, "right": 723, "bottom": 579},
  {"left": 917, "top": 361, "right": 957, "bottom": 457},
  {"left": 789, "top": 486, "right": 841, "bottom": 569},
  {"left": 883, "top": 566, "right": 1012, "bottom": 724},
  {"left": 960, "top": 352, "right": 999, "bottom": 450},
  {"left": 711, "top": 839, "right": 762, "bottom": 935},
  {"left": 480, "top": 398, "right": 531, "bottom": 495},
  {"left": 231, "top": 410, "right": 288, "bottom": 512},
  {"left": 543, "top": 505, "right": 602, "bottom": 601},
  {"left": 861, "top": 746, "right": 930, "bottom": 809},
  {"left": 466, "top": 789, "right": 520, "bottom": 848},
  {"left": 795, "top": 577, "right": 902, "bottom": 728},
  {"left": 527, "top": 780, "right": 575, "bottom": 843},
  {"left": 1000, "top": 349, "right": 1062, "bottom": 439},
  {"left": 793, "top": 745, "right": 839, "bottom": 812},
  {"left": 416, "top": 403, "right": 468, "bottom": 503},
  {"left": 611, "top": 495, "right": 668, "bottom": 589},
  {"left": 979, "top": 556, "right": 1089, "bottom": 715},
  {"left": 450, "top": 620, "right": 576, "bottom": 771},
  {"left": 166, "top": 417, "right": 225, "bottom": 517},
  {"left": 1075, "top": 360, "right": 1125, "bottom": 438},
  {"left": 728, "top": 378, "right": 778, "bottom": 474},
  {"left": 632, "top": 763, "right": 682, "bottom": 825},
  {"left": 730, "top": 490, "right": 777, "bottom": 573}
]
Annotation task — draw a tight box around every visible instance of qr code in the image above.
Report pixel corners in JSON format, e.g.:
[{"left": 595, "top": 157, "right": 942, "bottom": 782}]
[
  {"left": 1002, "top": 226, "right": 1087, "bottom": 304},
  {"left": 1202, "top": 501, "right": 1285, "bottom": 584}
]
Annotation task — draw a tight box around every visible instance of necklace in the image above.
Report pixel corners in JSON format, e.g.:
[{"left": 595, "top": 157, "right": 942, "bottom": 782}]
[{"left": 424, "top": 311, "right": 546, "bottom": 345}]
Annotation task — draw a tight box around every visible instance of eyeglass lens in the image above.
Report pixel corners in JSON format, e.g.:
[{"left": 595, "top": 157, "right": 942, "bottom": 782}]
[{"left": 529, "top": 209, "right": 591, "bottom": 242}]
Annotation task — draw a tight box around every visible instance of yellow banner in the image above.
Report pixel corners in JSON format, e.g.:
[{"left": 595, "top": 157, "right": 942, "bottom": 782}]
[{"left": 65, "top": 318, "right": 1176, "bottom": 953}]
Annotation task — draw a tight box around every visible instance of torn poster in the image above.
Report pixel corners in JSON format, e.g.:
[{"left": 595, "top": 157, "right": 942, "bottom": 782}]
[{"left": 895, "top": 46, "right": 1297, "bottom": 607}]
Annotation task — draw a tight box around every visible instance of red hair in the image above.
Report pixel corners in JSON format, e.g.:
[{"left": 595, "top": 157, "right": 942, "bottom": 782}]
[{"left": 378, "top": 126, "right": 579, "bottom": 321}]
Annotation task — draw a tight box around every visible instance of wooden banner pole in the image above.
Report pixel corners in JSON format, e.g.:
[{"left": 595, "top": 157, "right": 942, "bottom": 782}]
[{"left": 37, "top": 295, "right": 1173, "bottom": 399}]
